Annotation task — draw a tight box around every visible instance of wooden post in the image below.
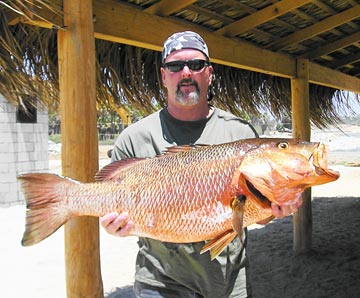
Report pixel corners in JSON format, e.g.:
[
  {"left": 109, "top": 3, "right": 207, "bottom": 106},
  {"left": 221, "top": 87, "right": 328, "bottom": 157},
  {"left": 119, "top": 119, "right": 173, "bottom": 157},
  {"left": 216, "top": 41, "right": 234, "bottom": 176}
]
[
  {"left": 291, "top": 58, "right": 312, "bottom": 254},
  {"left": 58, "top": 0, "right": 104, "bottom": 296}
]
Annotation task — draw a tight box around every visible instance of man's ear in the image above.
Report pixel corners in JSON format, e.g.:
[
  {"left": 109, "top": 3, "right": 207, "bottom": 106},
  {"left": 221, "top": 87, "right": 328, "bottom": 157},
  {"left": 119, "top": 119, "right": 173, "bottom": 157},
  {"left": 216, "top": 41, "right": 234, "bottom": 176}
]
[
  {"left": 161, "top": 67, "right": 167, "bottom": 87},
  {"left": 208, "top": 65, "right": 213, "bottom": 87}
]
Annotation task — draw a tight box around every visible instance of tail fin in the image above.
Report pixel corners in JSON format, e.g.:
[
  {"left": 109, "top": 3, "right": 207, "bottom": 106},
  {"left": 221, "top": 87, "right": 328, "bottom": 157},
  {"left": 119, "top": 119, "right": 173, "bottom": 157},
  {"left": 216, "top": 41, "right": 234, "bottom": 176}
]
[{"left": 18, "top": 173, "right": 75, "bottom": 246}]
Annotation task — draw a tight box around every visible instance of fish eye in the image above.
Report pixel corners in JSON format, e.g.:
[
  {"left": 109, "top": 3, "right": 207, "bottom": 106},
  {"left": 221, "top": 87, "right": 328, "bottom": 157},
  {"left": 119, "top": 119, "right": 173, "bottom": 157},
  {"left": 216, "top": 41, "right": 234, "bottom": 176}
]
[{"left": 278, "top": 142, "right": 289, "bottom": 150}]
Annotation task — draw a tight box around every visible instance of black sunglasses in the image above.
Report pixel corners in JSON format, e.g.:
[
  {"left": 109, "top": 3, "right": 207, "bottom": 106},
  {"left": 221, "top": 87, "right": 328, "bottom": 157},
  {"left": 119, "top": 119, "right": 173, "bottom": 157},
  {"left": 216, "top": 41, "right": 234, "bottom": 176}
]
[{"left": 163, "top": 59, "right": 210, "bottom": 72}]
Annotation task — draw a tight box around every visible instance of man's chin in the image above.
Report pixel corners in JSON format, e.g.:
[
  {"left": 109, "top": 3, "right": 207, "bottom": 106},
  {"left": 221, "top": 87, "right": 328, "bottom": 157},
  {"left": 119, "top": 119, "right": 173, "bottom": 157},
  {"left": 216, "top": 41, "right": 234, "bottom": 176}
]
[{"left": 175, "top": 93, "right": 200, "bottom": 106}]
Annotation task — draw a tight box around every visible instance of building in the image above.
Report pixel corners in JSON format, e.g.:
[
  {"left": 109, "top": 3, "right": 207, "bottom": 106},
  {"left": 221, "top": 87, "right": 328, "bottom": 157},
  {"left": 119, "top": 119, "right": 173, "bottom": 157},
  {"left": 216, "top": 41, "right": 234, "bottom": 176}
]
[{"left": 0, "top": 94, "right": 48, "bottom": 206}]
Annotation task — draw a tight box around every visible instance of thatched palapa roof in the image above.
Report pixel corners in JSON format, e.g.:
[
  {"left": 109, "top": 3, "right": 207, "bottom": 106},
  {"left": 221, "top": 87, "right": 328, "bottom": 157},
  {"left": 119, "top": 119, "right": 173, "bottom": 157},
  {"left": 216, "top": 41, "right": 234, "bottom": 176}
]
[{"left": 1, "top": 0, "right": 360, "bottom": 127}]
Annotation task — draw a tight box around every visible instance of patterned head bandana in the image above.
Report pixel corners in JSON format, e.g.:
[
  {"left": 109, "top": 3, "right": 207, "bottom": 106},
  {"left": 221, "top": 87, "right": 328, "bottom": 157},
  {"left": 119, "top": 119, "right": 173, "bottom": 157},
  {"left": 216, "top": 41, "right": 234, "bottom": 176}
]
[{"left": 162, "top": 31, "right": 209, "bottom": 63}]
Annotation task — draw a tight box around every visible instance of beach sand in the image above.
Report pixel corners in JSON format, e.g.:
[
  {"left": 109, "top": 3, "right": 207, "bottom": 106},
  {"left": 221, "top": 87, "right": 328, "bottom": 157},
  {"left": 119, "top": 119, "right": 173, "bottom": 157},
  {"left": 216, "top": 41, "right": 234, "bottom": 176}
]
[{"left": 1, "top": 131, "right": 359, "bottom": 297}]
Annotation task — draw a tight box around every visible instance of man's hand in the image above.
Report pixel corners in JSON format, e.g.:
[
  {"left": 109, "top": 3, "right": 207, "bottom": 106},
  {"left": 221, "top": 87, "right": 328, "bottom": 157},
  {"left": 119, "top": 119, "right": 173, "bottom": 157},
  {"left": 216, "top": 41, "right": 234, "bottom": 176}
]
[
  {"left": 256, "top": 198, "right": 303, "bottom": 225},
  {"left": 100, "top": 212, "right": 134, "bottom": 237},
  {"left": 271, "top": 198, "right": 303, "bottom": 219}
]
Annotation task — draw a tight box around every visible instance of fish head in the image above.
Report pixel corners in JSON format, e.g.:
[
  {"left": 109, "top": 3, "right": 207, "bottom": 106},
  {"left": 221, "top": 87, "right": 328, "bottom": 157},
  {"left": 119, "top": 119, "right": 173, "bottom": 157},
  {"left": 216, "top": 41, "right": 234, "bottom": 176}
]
[{"left": 236, "top": 138, "right": 340, "bottom": 207}]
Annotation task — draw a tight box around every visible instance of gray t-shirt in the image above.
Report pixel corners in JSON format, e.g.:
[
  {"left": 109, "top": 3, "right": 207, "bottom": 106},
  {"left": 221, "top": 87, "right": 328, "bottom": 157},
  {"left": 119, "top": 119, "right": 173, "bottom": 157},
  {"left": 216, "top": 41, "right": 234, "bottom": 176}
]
[{"left": 112, "top": 107, "right": 258, "bottom": 297}]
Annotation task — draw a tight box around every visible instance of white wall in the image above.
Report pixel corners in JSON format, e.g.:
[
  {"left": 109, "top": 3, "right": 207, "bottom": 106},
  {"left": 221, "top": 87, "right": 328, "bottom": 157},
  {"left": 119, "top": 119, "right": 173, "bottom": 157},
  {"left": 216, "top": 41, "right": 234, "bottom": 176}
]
[{"left": 0, "top": 94, "right": 49, "bottom": 206}]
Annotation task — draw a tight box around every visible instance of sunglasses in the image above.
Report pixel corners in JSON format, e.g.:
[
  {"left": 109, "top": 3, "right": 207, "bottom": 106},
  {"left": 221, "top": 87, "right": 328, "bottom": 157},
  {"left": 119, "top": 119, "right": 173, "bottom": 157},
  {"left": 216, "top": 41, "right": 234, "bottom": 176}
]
[{"left": 163, "top": 59, "right": 210, "bottom": 72}]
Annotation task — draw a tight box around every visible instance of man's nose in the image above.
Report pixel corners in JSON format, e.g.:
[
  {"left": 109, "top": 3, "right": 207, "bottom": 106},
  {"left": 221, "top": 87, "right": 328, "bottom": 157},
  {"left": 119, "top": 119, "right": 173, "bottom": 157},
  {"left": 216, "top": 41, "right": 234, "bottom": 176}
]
[{"left": 181, "top": 65, "right": 192, "bottom": 77}]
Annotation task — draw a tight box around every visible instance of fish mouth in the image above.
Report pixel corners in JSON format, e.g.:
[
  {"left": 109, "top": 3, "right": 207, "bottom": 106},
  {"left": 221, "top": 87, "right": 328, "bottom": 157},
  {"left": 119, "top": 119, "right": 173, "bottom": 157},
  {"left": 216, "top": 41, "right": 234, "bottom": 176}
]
[
  {"left": 245, "top": 179, "right": 272, "bottom": 208},
  {"left": 309, "top": 143, "right": 340, "bottom": 181}
]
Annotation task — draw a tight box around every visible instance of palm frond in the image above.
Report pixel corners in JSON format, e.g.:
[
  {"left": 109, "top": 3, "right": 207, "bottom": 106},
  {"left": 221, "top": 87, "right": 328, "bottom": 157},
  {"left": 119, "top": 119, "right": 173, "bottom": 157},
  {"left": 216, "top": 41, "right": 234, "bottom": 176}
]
[{"left": 1, "top": 1, "right": 358, "bottom": 128}]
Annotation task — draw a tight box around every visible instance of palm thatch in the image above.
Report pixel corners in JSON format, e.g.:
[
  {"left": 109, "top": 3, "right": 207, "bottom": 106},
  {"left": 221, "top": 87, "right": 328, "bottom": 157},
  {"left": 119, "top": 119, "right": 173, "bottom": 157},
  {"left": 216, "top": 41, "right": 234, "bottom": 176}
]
[{"left": 0, "top": 0, "right": 358, "bottom": 128}]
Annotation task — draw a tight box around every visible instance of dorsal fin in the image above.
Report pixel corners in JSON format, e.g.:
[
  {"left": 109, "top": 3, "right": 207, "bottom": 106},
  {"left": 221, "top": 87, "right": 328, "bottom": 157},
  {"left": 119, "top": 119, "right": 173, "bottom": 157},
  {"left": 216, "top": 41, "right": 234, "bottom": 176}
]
[
  {"left": 95, "top": 158, "right": 146, "bottom": 182},
  {"left": 163, "top": 144, "right": 210, "bottom": 154},
  {"left": 96, "top": 144, "right": 211, "bottom": 181}
]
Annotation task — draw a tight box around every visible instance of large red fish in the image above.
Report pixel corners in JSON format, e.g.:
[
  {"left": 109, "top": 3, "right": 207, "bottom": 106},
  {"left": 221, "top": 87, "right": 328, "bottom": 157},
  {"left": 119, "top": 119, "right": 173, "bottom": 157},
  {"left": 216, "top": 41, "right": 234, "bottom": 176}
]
[{"left": 19, "top": 138, "right": 339, "bottom": 259}]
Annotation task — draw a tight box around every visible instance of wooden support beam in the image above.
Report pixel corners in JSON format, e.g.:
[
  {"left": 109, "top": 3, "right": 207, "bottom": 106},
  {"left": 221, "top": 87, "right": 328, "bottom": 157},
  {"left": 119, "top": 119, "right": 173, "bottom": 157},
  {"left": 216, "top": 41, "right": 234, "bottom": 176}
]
[
  {"left": 58, "top": 0, "right": 103, "bottom": 296},
  {"left": 309, "top": 63, "right": 360, "bottom": 93},
  {"left": 292, "top": 59, "right": 311, "bottom": 140},
  {"left": 291, "top": 58, "right": 312, "bottom": 254}
]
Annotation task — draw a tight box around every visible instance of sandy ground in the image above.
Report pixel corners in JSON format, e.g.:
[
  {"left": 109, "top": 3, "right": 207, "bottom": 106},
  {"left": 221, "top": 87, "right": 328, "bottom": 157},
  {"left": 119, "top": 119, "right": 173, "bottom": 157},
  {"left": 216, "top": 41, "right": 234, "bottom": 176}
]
[{"left": 1, "top": 127, "right": 359, "bottom": 298}]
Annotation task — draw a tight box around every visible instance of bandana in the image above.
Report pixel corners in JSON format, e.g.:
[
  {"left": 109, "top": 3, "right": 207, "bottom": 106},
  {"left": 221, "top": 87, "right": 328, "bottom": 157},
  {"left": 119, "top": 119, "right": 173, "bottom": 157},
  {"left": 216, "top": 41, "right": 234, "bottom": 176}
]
[{"left": 162, "top": 31, "right": 209, "bottom": 63}]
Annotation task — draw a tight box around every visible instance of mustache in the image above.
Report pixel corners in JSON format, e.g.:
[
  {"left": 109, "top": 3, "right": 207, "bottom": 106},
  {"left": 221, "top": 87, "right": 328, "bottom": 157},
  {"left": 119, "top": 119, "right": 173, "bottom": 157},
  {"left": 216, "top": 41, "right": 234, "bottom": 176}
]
[
  {"left": 177, "top": 78, "right": 199, "bottom": 89},
  {"left": 177, "top": 78, "right": 199, "bottom": 90}
]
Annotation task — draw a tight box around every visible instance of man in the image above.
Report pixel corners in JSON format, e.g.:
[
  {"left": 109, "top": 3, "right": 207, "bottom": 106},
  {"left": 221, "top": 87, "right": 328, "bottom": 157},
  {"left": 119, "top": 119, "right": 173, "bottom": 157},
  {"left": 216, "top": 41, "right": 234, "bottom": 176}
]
[{"left": 101, "top": 31, "right": 301, "bottom": 297}]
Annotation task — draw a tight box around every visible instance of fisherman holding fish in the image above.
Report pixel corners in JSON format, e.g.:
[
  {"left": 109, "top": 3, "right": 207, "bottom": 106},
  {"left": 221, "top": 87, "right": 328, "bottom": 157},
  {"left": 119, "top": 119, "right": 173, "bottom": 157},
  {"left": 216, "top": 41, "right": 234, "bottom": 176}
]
[
  {"left": 19, "top": 31, "right": 339, "bottom": 296},
  {"left": 100, "top": 31, "right": 302, "bottom": 298}
]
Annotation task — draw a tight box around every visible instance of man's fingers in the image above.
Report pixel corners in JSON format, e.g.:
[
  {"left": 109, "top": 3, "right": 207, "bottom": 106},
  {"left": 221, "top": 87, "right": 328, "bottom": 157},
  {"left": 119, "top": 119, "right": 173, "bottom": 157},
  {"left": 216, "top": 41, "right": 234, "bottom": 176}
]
[
  {"left": 271, "top": 198, "right": 304, "bottom": 219},
  {"left": 100, "top": 212, "right": 134, "bottom": 237},
  {"left": 100, "top": 212, "right": 120, "bottom": 228},
  {"left": 271, "top": 203, "right": 283, "bottom": 218},
  {"left": 115, "top": 220, "right": 134, "bottom": 237}
]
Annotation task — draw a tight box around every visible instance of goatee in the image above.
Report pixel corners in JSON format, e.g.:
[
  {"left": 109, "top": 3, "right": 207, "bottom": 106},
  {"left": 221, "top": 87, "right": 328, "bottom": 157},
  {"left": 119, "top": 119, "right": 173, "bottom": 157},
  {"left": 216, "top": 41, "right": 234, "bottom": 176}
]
[{"left": 176, "top": 79, "right": 200, "bottom": 105}]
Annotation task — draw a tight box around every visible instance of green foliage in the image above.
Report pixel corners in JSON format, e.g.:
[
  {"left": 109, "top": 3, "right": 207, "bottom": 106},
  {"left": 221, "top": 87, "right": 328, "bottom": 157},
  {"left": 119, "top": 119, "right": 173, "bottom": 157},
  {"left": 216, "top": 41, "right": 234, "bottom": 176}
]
[{"left": 48, "top": 134, "right": 61, "bottom": 144}]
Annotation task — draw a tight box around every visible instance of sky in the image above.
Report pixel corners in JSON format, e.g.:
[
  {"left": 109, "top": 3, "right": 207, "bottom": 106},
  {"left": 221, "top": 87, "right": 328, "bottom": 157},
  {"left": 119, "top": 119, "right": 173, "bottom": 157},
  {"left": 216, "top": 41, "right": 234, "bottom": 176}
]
[{"left": 341, "top": 92, "right": 360, "bottom": 116}]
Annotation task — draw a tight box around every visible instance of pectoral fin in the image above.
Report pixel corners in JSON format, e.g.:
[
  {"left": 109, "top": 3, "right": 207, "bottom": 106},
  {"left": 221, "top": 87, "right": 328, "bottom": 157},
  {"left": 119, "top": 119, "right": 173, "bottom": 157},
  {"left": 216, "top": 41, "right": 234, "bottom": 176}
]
[
  {"left": 200, "top": 229, "right": 237, "bottom": 260},
  {"left": 231, "top": 194, "right": 246, "bottom": 245},
  {"left": 256, "top": 215, "right": 275, "bottom": 225},
  {"left": 200, "top": 195, "right": 247, "bottom": 261}
]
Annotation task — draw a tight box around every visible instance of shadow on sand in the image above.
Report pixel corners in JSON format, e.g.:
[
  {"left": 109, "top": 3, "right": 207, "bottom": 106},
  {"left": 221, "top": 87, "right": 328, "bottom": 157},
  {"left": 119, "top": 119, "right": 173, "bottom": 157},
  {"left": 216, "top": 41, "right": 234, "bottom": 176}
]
[
  {"left": 104, "top": 197, "right": 360, "bottom": 298},
  {"left": 248, "top": 197, "right": 360, "bottom": 298}
]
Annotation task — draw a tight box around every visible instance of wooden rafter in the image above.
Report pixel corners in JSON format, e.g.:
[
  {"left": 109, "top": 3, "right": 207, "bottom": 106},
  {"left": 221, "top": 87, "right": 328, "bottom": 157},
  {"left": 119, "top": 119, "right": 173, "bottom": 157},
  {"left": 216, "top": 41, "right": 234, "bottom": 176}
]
[
  {"left": 187, "top": 4, "right": 233, "bottom": 24},
  {"left": 270, "top": 4, "right": 360, "bottom": 51},
  {"left": 187, "top": 4, "right": 275, "bottom": 40},
  {"left": 329, "top": 52, "right": 360, "bottom": 69},
  {"left": 144, "top": 0, "right": 195, "bottom": 16},
  {"left": 218, "top": 0, "right": 254, "bottom": 14},
  {"left": 219, "top": 0, "right": 300, "bottom": 32},
  {"left": 215, "top": 0, "right": 313, "bottom": 37},
  {"left": 302, "top": 31, "right": 360, "bottom": 59}
]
